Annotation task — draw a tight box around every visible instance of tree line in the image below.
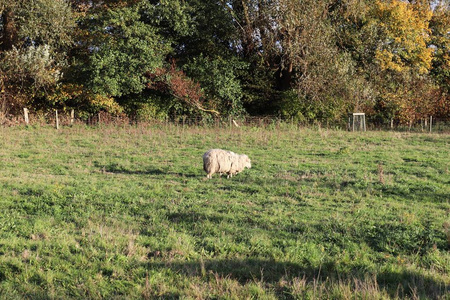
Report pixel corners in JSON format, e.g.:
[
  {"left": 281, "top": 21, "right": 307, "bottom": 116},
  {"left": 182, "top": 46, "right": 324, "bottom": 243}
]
[{"left": 0, "top": 0, "right": 449, "bottom": 124}]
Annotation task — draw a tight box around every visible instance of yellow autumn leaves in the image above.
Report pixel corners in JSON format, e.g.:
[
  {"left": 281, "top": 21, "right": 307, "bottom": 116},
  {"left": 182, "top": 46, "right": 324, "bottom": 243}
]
[{"left": 374, "top": 0, "right": 434, "bottom": 75}]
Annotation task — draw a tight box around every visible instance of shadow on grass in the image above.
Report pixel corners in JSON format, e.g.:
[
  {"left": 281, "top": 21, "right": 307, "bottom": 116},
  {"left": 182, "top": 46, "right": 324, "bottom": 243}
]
[
  {"left": 257, "top": 167, "right": 448, "bottom": 204},
  {"left": 380, "top": 185, "right": 449, "bottom": 203},
  {"left": 167, "top": 211, "right": 225, "bottom": 225},
  {"left": 144, "top": 258, "right": 449, "bottom": 298},
  {"left": 94, "top": 162, "right": 198, "bottom": 177}
]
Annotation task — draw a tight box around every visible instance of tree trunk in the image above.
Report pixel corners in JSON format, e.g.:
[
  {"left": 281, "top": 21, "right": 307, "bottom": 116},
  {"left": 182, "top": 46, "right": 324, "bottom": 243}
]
[
  {"left": 276, "top": 66, "right": 293, "bottom": 91},
  {"left": 1, "top": 9, "right": 18, "bottom": 51}
]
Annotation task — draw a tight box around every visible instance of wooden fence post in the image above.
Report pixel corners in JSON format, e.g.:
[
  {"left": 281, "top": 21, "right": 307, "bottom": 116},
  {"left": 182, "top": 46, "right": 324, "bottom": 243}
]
[
  {"left": 23, "top": 108, "right": 29, "bottom": 125},
  {"left": 429, "top": 116, "right": 433, "bottom": 133},
  {"left": 363, "top": 114, "right": 366, "bottom": 131},
  {"left": 70, "top": 109, "right": 75, "bottom": 126},
  {"left": 55, "top": 110, "right": 59, "bottom": 129}
]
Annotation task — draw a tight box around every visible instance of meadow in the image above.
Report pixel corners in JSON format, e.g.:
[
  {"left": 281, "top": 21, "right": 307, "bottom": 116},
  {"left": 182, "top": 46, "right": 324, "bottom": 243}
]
[{"left": 0, "top": 123, "right": 449, "bottom": 299}]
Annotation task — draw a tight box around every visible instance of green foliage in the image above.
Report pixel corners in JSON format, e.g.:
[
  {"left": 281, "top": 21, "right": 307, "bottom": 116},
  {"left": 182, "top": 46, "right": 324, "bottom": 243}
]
[
  {"left": 142, "top": 0, "right": 244, "bottom": 117},
  {"left": 118, "top": 92, "right": 180, "bottom": 121},
  {"left": 1, "top": 0, "right": 449, "bottom": 122},
  {"left": 0, "top": 0, "right": 75, "bottom": 112},
  {"left": 145, "top": 0, "right": 237, "bottom": 57},
  {"left": 13, "top": 0, "right": 75, "bottom": 50},
  {"left": 183, "top": 55, "right": 247, "bottom": 116},
  {"left": 429, "top": 3, "right": 450, "bottom": 93},
  {"left": 279, "top": 90, "right": 353, "bottom": 124},
  {"left": 239, "top": 58, "right": 281, "bottom": 115},
  {"left": 74, "top": 4, "right": 169, "bottom": 97},
  {"left": 140, "top": 0, "right": 195, "bottom": 38},
  {"left": 0, "top": 0, "right": 75, "bottom": 50},
  {"left": 279, "top": 90, "right": 311, "bottom": 122},
  {"left": 2, "top": 45, "right": 62, "bottom": 95},
  {"left": 332, "top": 0, "right": 448, "bottom": 124}
]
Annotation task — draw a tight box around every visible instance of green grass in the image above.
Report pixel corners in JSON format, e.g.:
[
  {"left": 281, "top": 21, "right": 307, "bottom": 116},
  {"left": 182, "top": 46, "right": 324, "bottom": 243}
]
[{"left": 0, "top": 124, "right": 449, "bottom": 299}]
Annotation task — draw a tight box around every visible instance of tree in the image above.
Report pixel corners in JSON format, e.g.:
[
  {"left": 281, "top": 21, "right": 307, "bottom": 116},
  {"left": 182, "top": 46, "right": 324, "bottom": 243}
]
[
  {"left": 373, "top": 0, "right": 440, "bottom": 124},
  {"left": 429, "top": 2, "right": 450, "bottom": 88},
  {"left": 224, "top": 0, "right": 365, "bottom": 120},
  {"left": 66, "top": 1, "right": 173, "bottom": 115},
  {"left": 1, "top": 0, "right": 446, "bottom": 122},
  {"left": 182, "top": 55, "right": 246, "bottom": 117},
  {"left": 428, "top": 2, "right": 450, "bottom": 118},
  {"left": 71, "top": 3, "right": 168, "bottom": 97},
  {"left": 142, "top": 0, "right": 247, "bottom": 117},
  {"left": 373, "top": 0, "right": 433, "bottom": 75},
  {"left": 335, "top": 0, "right": 440, "bottom": 124},
  {"left": 0, "top": 0, "right": 75, "bottom": 114}
]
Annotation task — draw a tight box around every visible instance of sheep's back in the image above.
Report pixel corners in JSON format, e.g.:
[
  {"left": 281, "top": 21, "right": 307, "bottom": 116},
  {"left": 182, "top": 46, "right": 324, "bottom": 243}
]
[{"left": 203, "top": 149, "right": 233, "bottom": 174}]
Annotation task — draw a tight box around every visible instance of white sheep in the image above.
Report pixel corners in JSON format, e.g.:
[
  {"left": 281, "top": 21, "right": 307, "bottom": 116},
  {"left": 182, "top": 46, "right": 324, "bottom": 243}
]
[{"left": 203, "top": 149, "right": 251, "bottom": 179}]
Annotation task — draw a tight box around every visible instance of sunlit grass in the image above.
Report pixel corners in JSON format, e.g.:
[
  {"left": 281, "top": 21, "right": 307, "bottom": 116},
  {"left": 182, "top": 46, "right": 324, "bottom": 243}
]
[{"left": 0, "top": 124, "right": 449, "bottom": 298}]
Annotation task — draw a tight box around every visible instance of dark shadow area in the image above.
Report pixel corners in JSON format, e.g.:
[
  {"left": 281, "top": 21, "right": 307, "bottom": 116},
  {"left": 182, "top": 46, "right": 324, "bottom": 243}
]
[
  {"left": 303, "top": 152, "right": 329, "bottom": 157},
  {"left": 380, "top": 185, "right": 449, "bottom": 203},
  {"left": 143, "top": 209, "right": 448, "bottom": 297},
  {"left": 146, "top": 258, "right": 313, "bottom": 284},
  {"left": 144, "top": 258, "right": 449, "bottom": 298},
  {"left": 166, "top": 172, "right": 198, "bottom": 178},
  {"left": 94, "top": 161, "right": 165, "bottom": 175},
  {"left": 93, "top": 162, "right": 198, "bottom": 177},
  {"left": 266, "top": 167, "right": 447, "bottom": 204},
  {"left": 163, "top": 209, "right": 272, "bottom": 233},
  {"left": 167, "top": 211, "right": 226, "bottom": 225}
]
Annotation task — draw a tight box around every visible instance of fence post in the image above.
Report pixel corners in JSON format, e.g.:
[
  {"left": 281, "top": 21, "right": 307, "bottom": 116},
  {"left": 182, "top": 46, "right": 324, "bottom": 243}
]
[
  {"left": 55, "top": 110, "right": 59, "bottom": 129},
  {"left": 363, "top": 114, "right": 366, "bottom": 131},
  {"left": 23, "top": 108, "right": 29, "bottom": 125},
  {"left": 429, "top": 116, "right": 433, "bottom": 133},
  {"left": 70, "top": 109, "right": 75, "bottom": 126}
]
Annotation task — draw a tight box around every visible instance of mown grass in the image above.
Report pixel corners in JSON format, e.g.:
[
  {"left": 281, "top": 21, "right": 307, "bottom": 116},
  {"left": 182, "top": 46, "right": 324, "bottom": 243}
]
[{"left": 0, "top": 123, "right": 449, "bottom": 299}]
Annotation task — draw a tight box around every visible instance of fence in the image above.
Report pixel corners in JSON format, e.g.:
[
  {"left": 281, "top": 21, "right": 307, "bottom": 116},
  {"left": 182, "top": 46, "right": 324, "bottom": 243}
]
[{"left": 1, "top": 109, "right": 449, "bottom": 133}]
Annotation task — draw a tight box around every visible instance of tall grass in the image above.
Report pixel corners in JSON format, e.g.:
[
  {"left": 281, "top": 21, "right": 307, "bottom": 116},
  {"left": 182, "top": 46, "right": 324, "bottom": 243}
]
[{"left": 0, "top": 124, "right": 448, "bottom": 298}]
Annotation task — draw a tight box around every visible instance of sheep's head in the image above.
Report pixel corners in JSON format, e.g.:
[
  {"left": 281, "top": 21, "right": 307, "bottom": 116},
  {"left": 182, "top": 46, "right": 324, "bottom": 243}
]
[{"left": 243, "top": 155, "right": 251, "bottom": 169}]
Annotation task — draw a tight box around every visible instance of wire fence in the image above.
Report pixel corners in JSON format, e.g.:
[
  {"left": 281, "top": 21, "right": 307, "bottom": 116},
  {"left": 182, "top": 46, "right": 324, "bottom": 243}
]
[{"left": 1, "top": 109, "right": 449, "bottom": 133}]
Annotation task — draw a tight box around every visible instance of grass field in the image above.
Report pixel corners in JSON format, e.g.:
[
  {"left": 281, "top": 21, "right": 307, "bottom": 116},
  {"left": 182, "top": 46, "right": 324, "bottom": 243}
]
[{"left": 0, "top": 124, "right": 449, "bottom": 299}]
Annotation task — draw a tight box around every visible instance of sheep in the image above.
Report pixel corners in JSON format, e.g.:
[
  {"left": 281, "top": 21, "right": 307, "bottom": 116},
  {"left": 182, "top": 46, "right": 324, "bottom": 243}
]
[{"left": 203, "top": 149, "right": 251, "bottom": 179}]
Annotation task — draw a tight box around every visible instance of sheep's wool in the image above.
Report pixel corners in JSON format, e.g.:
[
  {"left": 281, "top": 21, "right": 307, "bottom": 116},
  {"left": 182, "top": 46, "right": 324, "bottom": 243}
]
[{"left": 203, "top": 149, "right": 251, "bottom": 179}]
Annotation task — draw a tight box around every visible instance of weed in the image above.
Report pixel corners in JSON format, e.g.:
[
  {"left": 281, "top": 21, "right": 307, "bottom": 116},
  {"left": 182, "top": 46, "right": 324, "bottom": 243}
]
[{"left": 378, "top": 163, "right": 385, "bottom": 185}]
